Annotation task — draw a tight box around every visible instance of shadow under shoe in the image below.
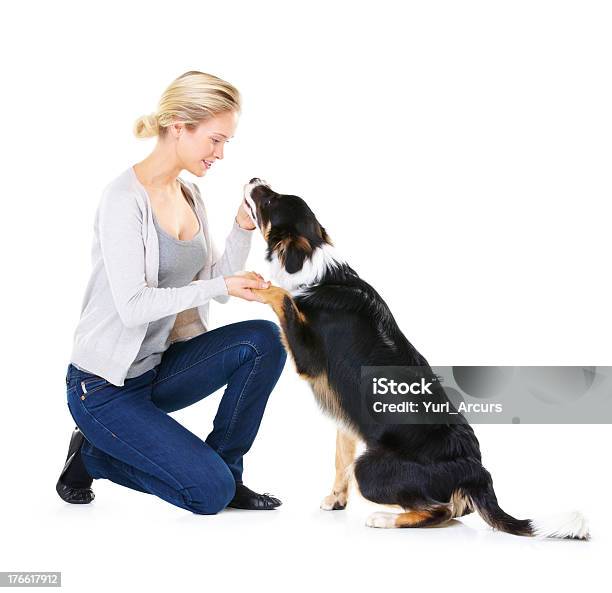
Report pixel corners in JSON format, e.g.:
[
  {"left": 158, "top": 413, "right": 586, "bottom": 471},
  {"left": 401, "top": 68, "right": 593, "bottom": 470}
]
[{"left": 56, "top": 427, "right": 95, "bottom": 504}]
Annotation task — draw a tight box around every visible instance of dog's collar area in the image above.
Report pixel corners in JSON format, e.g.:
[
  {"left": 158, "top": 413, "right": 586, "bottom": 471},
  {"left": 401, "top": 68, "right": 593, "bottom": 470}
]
[
  {"left": 270, "top": 243, "right": 349, "bottom": 296},
  {"left": 290, "top": 281, "right": 320, "bottom": 296}
]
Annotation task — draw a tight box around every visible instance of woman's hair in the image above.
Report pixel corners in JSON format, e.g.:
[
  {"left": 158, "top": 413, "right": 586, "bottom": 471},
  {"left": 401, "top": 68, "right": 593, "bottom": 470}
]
[{"left": 133, "top": 70, "right": 242, "bottom": 139}]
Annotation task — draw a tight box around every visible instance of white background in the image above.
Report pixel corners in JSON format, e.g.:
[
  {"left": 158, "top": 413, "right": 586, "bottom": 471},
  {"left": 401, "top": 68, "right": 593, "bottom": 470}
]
[{"left": 1, "top": 1, "right": 610, "bottom": 591}]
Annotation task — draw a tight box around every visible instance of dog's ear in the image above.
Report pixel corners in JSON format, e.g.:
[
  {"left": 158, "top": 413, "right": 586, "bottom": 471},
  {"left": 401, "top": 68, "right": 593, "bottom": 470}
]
[
  {"left": 277, "top": 235, "right": 312, "bottom": 274},
  {"left": 285, "top": 236, "right": 310, "bottom": 273},
  {"left": 319, "top": 225, "right": 332, "bottom": 245}
]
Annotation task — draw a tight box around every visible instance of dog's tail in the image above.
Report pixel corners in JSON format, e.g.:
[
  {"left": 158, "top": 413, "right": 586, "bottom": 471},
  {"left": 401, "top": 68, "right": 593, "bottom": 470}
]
[{"left": 466, "top": 469, "right": 590, "bottom": 540}]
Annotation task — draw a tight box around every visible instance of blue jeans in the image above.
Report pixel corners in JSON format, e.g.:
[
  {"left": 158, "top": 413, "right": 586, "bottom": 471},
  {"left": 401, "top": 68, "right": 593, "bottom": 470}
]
[{"left": 65, "top": 319, "right": 287, "bottom": 515}]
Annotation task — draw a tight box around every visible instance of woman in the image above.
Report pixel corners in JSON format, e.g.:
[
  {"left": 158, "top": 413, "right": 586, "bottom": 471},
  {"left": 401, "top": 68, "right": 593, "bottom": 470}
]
[{"left": 57, "top": 70, "right": 287, "bottom": 514}]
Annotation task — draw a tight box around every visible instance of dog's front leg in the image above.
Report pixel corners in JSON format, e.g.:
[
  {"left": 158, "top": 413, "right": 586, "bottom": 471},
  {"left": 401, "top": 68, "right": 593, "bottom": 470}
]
[
  {"left": 320, "top": 429, "right": 357, "bottom": 511},
  {"left": 251, "top": 285, "right": 325, "bottom": 377}
]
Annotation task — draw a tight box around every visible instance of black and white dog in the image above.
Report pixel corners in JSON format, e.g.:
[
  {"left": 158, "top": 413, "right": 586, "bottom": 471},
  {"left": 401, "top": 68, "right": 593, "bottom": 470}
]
[{"left": 243, "top": 177, "right": 589, "bottom": 539}]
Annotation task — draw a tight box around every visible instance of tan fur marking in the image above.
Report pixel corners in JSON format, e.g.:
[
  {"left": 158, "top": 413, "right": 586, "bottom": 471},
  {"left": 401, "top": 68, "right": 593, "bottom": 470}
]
[
  {"left": 273, "top": 238, "right": 291, "bottom": 267},
  {"left": 321, "top": 430, "right": 357, "bottom": 510},
  {"left": 395, "top": 507, "right": 453, "bottom": 528},
  {"left": 395, "top": 510, "right": 433, "bottom": 527},
  {"left": 308, "top": 373, "right": 349, "bottom": 426},
  {"left": 320, "top": 227, "right": 333, "bottom": 245},
  {"left": 450, "top": 489, "right": 474, "bottom": 518},
  {"left": 274, "top": 235, "right": 313, "bottom": 268},
  {"left": 294, "top": 235, "right": 313, "bottom": 253},
  {"left": 263, "top": 221, "right": 272, "bottom": 243},
  {"left": 251, "top": 285, "right": 307, "bottom": 324}
]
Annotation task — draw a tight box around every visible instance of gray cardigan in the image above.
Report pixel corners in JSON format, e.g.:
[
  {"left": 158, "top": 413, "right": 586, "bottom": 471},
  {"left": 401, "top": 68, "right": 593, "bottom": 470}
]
[{"left": 69, "top": 166, "right": 254, "bottom": 386}]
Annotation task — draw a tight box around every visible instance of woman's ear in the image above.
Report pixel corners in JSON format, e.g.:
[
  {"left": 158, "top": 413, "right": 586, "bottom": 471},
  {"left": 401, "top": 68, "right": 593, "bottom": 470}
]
[{"left": 169, "top": 121, "right": 184, "bottom": 139}]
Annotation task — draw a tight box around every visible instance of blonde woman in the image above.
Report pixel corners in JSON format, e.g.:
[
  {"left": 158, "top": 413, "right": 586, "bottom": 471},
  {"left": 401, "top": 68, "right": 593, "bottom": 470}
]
[{"left": 57, "top": 71, "right": 286, "bottom": 513}]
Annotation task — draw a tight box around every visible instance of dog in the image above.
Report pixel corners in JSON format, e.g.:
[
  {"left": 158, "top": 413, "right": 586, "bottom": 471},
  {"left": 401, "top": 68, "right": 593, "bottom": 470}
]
[{"left": 242, "top": 177, "right": 589, "bottom": 539}]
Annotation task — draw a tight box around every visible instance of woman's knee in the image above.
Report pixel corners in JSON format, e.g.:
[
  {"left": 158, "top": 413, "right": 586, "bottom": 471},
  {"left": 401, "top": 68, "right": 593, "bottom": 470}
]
[
  {"left": 232, "top": 320, "right": 287, "bottom": 369},
  {"left": 244, "top": 319, "right": 287, "bottom": 362},
  {"left": 182, "top": 468, "right": 236, "bottom": 515}
]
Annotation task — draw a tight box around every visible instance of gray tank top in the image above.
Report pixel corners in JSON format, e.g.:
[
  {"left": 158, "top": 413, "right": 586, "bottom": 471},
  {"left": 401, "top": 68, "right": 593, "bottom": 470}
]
[
  {"left": 124, "top": 201, "right": 207, "bottom": 378},
  {"left": 74, "top": 194, "right": 207, "bottom": 379}
]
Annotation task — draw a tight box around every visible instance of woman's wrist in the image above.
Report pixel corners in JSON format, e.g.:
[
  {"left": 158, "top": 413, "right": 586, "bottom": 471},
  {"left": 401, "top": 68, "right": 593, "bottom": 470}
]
[{"left": 235, "top": 215, "right": 255, "bottom": 231}]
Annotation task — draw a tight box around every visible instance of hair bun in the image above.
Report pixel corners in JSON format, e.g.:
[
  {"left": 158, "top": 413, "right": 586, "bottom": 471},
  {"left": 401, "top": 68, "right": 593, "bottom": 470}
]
[{"left": 133, "top": 112, "right": 159, "bottom": 139}]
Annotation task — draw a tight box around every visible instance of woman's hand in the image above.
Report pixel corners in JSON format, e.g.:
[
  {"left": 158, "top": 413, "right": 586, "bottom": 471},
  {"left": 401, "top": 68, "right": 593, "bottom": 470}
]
[
  {"left": 224, "top": 271, "right": 270, "bottom": 302},
  {"left": 235, "top": 200, "right": 256, "bottom": 230}
]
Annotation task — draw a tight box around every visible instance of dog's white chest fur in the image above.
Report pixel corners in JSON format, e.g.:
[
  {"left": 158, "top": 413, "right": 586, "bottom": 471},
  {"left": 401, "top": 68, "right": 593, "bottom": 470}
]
[{"left": 268, "top": 243, "right": 346, "bottom": 296}]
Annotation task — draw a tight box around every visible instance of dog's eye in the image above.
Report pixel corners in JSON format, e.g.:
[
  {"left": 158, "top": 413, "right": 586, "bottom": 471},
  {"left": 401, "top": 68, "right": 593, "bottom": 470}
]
[{"left": 264, "top": 199, "right": 271, "bottom": 206}]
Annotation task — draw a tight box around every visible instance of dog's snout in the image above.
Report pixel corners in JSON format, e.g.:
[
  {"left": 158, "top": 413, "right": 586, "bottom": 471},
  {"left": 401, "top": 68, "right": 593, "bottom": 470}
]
[{"left": 250, "top": 177, "right": 271, "bottom": 188}]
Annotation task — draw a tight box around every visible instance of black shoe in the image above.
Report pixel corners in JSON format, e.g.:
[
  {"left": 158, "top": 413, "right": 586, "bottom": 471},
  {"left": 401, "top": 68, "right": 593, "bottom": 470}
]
[
  {"left": 227, "top": 483, "right": 282, "bottom": 510},
  {"left": 56, "top": 427, "right": 95, "bottom": 504}
]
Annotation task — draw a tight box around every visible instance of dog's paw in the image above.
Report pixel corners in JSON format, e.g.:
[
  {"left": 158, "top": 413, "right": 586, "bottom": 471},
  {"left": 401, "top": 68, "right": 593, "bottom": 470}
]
[
  {"left": 251, "top": 285, "right": 287, "bottom": 305},
  {"left": 365, "top": 512, "right": 399, "bottom": 528},
  {"left": 320, "top": 492, "right": 347, "bottom": 511}
]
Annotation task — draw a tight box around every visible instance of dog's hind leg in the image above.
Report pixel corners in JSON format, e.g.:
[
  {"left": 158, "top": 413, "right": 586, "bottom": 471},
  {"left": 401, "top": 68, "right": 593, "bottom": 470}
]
[
  {"left": 320, "top": 429, "right": 357, "bottom": 511},
  {"left": 366, "top": 505, "right": 453, "bottom": 529},
  {"left": 354, "top": 447, "right": 454, "bottom": 530}
]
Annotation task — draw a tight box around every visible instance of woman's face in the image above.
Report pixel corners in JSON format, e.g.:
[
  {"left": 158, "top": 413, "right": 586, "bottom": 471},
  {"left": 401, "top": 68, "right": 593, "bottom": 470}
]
[{"left": 176, "top": 110, "right": 239, "bottom": 177}]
